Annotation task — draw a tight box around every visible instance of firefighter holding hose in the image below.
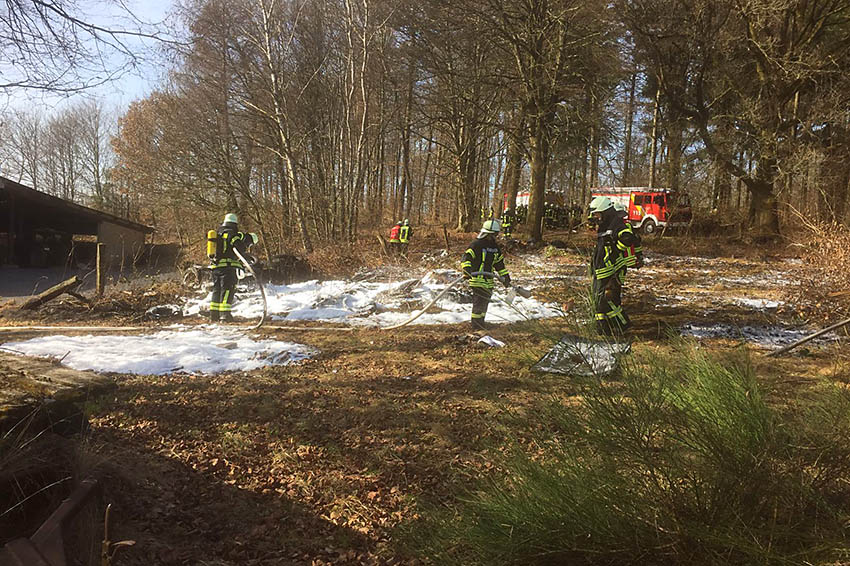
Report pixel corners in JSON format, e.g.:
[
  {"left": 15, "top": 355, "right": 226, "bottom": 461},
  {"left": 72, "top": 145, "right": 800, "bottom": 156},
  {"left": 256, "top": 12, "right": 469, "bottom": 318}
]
[
  {"left": 461, "top": 219, "right": 511, "bottom": 330},
  {"left": 206, "top": 213, "right": 258, "bottom": 322}
]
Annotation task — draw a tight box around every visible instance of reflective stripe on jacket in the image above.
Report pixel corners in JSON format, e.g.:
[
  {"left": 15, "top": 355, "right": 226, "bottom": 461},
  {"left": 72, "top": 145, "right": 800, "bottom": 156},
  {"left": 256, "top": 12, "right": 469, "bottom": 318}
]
[
  {"left": 461, "top": 239, "right": 509, "bottom": 289},
  {"left": 591, "top": 229, "right": 621, "bottom": 281},
  {"left": 616, "top": 223, "right": 642, "bottom": 268},
  {"left": 213, "top": 226, "right": 249, "bottom": 269}
]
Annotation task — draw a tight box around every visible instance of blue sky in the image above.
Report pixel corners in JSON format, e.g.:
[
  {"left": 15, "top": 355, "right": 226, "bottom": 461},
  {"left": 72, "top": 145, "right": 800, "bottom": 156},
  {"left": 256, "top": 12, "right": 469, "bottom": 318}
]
[{"left": 2, "top": 0, "right": 178, "bottom": 113}]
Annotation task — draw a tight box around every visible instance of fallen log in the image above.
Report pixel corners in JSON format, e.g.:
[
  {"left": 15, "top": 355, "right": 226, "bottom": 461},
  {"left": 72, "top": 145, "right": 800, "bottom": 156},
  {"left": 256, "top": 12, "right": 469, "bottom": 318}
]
[
  {"left": 19, "top": 277, "right": 81, "bottom": 310},
  {"left": 65, "top": 291, "right": 92, "bottom": 306}
]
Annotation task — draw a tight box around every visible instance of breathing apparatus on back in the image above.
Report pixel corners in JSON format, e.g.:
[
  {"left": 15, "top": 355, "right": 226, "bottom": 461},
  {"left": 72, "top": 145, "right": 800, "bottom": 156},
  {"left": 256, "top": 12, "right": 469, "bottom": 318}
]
[{"left": 207, "top": 213, "right": 239, "bottom": 261}]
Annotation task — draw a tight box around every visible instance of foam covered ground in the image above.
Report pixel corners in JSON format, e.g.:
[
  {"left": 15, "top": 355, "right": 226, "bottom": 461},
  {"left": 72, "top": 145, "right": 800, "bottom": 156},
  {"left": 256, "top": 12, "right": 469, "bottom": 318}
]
[
  {"left": 3, "top": 327, "right": 316, "bottom": 375},
  {"left": 182, "top": 269, "right": 561, "bottom": 326}
]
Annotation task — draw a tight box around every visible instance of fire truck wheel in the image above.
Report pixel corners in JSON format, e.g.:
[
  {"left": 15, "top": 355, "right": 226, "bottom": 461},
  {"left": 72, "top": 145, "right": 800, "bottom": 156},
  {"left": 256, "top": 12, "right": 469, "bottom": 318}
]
[{"left": 641, "top": 219, "right": 657, "bottom": 236}]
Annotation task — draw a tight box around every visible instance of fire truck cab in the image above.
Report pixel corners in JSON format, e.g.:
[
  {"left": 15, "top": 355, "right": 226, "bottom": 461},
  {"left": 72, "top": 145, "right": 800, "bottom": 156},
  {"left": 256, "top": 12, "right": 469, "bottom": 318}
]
[{"left": 590, "top": 187, "right": 691, "bottom": 235}]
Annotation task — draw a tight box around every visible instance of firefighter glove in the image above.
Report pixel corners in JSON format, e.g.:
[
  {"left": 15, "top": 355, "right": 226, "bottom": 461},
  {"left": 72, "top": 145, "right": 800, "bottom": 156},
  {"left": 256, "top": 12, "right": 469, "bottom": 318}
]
[{"left": 502, "top": 274, "right": 512, "bottom": 287}]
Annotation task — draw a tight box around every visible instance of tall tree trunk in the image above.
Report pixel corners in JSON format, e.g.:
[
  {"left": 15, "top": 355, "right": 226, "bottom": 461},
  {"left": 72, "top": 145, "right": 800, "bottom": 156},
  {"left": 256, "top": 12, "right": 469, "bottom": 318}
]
[
  {"left": 457, "top": 137, "right": 478, "bottom": 232},
  {"left": 527, "top": 114, "right": 549, "bottom": 242},
  {"left": 666, "top": 118, "right": 683, "bottom": 191},
  {"left": 589, "top": 95, "right": 600, "bottom": 188},
  {"left": 649, "top": 87, "right": 660, "bottom": 188},
  {"left": 418, "top": 126, "right": 434, "bottom": 224},
  {"left": 581, "top": 142, "right": 589, "bottom": 206},
  {"left": 623, "top": 71, "right": 637, "bottom": 185},
  {"left": 503, "top": 111, "right": 524, "bottom": 213},
  {"left": 747, "top": 180, "right": 780, "bottom": 238},
  {"left": 400, "top": 68, "right": 413, "bottom": 218}
]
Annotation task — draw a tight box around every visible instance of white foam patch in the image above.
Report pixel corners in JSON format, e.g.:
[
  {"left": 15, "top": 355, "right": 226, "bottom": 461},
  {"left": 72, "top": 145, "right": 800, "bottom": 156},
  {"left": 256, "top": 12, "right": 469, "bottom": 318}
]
[
  {"left": 3, "top": 328, "right": 316, "bottom": 375},
  {"left": 731, "top": 297, "right": 783, "bottom": 309},
  {"left": 182, "top": 270, "right": 560, "bottom": 326}
]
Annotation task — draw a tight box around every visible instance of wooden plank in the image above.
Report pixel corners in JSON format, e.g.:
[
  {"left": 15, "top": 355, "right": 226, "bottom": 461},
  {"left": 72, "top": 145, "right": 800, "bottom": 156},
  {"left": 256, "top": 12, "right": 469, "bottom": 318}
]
[
  {"left": 31, "top": 479, "right": 100, "bottom": 566},
  {"left": 18, "top": 277, "right": 81, "bottom": 311},
  {"left": 1, "top": 538, "right": 52, "bottom": 566}
]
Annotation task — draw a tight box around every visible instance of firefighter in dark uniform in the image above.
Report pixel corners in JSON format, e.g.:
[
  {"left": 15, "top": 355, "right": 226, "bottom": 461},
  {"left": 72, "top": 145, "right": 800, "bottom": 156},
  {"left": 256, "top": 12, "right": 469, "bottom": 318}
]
[
  {"left": 208, "top": 213, "right": 257, "bottom": 322},
  {"left": 399, "top": 219, "right": 412, "bottom": 256},
  {"left": 613, "top": 201, "right": 643, "bottom": 272},
  {"left": 588, "top": 197, "right": 638, "bottom": 335},
  {"left": 461, "top": 219, "right": 511, "bottom": 330},
  {"left": 501, "top": 208, "right": 515, "bottom": 238}
]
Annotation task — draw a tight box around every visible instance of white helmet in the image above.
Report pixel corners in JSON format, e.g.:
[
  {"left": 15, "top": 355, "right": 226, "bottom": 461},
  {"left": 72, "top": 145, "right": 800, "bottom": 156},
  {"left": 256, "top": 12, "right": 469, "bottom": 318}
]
[
  {"left": 477, "top": 218, "right": 502, "bottom": 238},
  {"left": 223, "top": 212, "right": 238, "bottom": 224},
  {"left": 588, "top": 196, "right": 613, "bottom": 214},
  {"left": 613, "top": 201, "right": 627, "bottom": 214}
]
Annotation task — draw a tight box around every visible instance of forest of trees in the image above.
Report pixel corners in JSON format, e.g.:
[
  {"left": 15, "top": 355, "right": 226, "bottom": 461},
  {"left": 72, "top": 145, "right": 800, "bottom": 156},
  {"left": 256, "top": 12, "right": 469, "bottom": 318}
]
[{"left": 2, "top": 0, "right": 849, "bottom": 253}]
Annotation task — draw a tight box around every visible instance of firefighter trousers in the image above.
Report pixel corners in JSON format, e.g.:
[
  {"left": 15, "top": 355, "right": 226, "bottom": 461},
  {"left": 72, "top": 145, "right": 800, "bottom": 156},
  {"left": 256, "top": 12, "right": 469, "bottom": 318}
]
[
  {"left": 210, "top": 267, "right": 238, "bottom": 321},
  {"left": 471, "top": 286, "right": 493, "bottom": 329},
  {"left": 592, "top": 276, "right": 630, "bottom": 336}
]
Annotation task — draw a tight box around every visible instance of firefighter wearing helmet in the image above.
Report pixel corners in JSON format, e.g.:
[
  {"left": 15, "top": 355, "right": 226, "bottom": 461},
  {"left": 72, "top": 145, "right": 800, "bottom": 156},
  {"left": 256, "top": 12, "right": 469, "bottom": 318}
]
[
  {"left": 612, "top": 201, "right": 644, "bottom": 272},
  {"left": 461, "top": 219, "right": 511, "bottom": 330},
  {"left": 587, "top": 196, "right": 638, "bottom": 335},
  {"left": 206, "top": 212, "right": 258, "bottom": 322},
  {"left": 501, "top": 207, "right": 516, "bottom": 239},
  {"left": 399, "top": 219, "right": 413, "bottom": 256},
  {"left": 388, "top": 221, "right": 402, "bottom": 255}
]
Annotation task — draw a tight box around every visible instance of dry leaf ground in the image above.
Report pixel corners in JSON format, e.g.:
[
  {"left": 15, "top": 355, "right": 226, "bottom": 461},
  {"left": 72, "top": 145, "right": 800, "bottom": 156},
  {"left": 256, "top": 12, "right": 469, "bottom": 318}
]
[{"left": 2, "top": 230, "right": 849, "bottom": 565}]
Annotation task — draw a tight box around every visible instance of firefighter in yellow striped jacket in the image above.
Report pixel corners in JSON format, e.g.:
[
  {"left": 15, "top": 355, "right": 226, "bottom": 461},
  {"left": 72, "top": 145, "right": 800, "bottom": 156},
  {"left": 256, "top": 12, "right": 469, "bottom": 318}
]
[
  {"left": 399, "top": 219, "right": 412, "bottom": 256},
  {"left": 207, "top": 213, "right": 257, "bottom": 322},
  {"left": 613, "top": 201, "right": 644, "bottom": 284},
  {"left": 588, "top": 197, "right": 638, "bottom": 335},
  {"left": 461, "top": 219, "right": 511, "bottom": 330}
]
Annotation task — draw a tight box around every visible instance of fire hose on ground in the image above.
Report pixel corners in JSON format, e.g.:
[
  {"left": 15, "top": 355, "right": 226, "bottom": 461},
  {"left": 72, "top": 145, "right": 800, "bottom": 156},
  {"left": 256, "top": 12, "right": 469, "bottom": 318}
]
[
  {"left": 381, "top": 271, "right": 531, "bottom": 330},
  {"left": 0, "top": 271, "right": 530, "bottom": 334},
  {"left": 233, "top": 247, "right": 268, "bottom": 330}
]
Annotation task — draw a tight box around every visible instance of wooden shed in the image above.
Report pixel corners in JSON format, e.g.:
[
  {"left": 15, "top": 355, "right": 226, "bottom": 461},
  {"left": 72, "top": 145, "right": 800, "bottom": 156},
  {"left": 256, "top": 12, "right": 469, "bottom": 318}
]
[{"left": 0, "top": 176, "right": 153, "bottom": 270}]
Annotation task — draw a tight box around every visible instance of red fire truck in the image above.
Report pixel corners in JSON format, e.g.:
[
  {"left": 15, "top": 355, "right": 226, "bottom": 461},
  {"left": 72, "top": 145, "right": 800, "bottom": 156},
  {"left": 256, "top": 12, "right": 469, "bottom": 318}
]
[{"left": 590, "top": 187, "right": 691, "bottom": 235}]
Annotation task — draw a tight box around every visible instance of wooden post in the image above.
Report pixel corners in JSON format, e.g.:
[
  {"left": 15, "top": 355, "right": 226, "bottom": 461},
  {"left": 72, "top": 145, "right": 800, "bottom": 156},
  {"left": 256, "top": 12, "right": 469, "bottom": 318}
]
[
  {"left": 96, "top": 243, "right": 105, "bottom": 297},
  {"left": 7, "top": 192, "right": 14, "bottom": 265}
]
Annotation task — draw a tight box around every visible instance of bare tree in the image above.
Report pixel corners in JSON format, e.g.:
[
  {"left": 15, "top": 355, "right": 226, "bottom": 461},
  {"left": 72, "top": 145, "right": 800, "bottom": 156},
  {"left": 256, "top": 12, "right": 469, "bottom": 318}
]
[
  {"left": 5, "top": 110, "right": 43, "bottom": 189},
  {"left": 483, "top": 0, "right": 616, "bottom": 241},
  {"left": 0, "top": 0, "right": 176, "bottom": 94}
]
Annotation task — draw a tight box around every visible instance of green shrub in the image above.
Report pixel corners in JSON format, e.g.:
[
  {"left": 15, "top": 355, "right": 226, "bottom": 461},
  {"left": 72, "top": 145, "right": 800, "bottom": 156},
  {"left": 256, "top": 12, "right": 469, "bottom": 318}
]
[{"left": 409, "top": 343, "right": 850, "bottom": 565}]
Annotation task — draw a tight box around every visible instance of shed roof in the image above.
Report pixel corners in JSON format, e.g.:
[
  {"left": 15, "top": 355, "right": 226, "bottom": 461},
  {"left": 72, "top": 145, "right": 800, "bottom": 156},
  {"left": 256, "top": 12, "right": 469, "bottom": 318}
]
[{"left": 0, "top": 176, "right": 153, "bottom": 234}]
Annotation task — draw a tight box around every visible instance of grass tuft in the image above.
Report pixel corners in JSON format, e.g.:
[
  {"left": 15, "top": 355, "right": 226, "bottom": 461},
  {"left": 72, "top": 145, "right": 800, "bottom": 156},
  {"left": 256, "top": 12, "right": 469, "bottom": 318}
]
[{"left": 406, "top": 342, "right": 850, "bottom": 565}]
